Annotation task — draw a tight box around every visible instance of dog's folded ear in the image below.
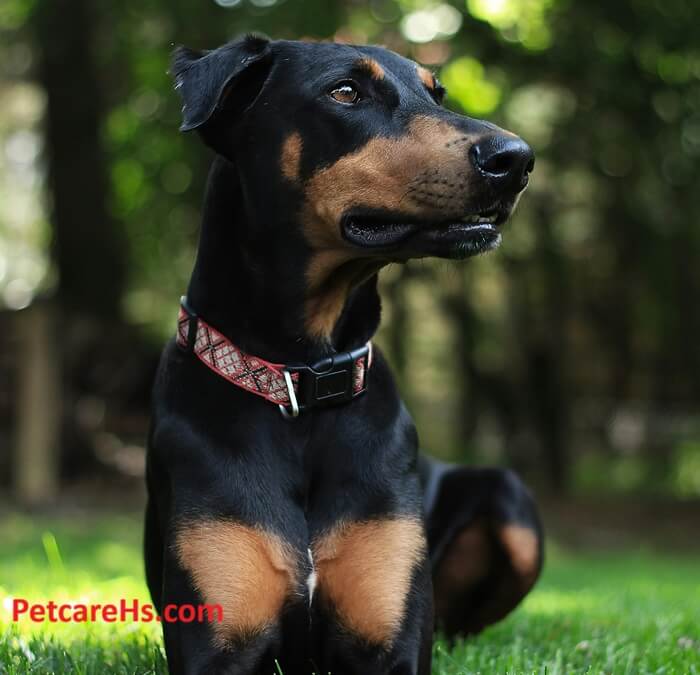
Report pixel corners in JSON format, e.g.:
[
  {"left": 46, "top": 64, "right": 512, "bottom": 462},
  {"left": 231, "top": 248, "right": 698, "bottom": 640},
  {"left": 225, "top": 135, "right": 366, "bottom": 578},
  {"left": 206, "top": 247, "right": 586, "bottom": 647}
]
[{"left": 172, "top": 34, "right": 272, "bottom": 133}]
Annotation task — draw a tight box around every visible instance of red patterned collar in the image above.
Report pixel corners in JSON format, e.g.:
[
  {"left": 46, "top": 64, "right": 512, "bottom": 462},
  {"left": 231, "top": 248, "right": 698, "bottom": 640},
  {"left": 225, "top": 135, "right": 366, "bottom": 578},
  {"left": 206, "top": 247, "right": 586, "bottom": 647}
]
[{"left": 176, "top": 298, "right": 372, "bottom": 417}]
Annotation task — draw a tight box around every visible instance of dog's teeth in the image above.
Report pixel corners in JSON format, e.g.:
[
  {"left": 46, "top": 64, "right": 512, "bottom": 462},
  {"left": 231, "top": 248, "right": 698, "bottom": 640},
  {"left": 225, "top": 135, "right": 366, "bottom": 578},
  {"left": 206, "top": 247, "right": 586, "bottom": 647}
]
[{"left": 462, "top": 212, "right": 498, "bottom": 224}]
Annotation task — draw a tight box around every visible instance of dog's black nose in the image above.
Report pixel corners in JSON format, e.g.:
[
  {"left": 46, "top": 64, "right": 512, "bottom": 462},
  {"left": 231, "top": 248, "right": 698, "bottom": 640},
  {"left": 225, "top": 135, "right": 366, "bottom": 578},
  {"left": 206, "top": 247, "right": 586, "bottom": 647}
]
[{"left": 470, "top": 135, "right": 535, "bottom": 192}]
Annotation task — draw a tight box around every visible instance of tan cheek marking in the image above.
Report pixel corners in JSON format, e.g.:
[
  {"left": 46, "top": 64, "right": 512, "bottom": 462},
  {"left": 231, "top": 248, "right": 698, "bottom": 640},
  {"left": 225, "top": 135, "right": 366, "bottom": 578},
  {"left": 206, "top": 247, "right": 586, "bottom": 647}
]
[
  {"left": 303, "top": 115, "right": 476, "bottom": 244},
  {"left": 417, "top": 66, "right": 435, "bottom": 90},
  {"left": 356, "top": 57, "right": 386, "bottom": 80},
  {"left": 499, "top": 524, "right": 540, "bottom": 590},
  {"left": 281, "top": 132, "right": 303, "bottom": 182},
  {"left": 175, "top": 520, "right": 299, "bottom": 645},
  {"left": 301, "top": 115, "right": 477, "bottom": 340},
  {"left": 312, "top": 518, "right": 426, "bottom": 646}
]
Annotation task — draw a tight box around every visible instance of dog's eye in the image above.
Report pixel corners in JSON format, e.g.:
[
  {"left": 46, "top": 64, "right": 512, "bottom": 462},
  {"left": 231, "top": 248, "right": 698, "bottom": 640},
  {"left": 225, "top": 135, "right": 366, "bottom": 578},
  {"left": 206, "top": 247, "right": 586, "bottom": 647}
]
[{"left": 330, "top": 81, "right": 360, "bottom": 105}]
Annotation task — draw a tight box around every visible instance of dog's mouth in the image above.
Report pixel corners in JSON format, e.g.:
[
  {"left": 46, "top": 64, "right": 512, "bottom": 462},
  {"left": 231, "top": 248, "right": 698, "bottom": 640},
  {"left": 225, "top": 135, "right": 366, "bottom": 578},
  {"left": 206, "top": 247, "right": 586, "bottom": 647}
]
[{"left": 341, "top": 206, "right": 512, "bottom": 260}]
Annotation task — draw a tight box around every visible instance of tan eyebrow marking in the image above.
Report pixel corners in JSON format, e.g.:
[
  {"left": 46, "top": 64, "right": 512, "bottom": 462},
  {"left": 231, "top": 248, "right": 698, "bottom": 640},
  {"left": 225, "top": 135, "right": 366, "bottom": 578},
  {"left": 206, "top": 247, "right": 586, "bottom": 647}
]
[
  {"left": 281, "top": 132, "right": 303, "bottom": 182},
  {"left": 417, "top": 65, "right": 436, "bottom": 91},
  {"left": 355, "top": 57, "right": 385, "bottom": 81}
]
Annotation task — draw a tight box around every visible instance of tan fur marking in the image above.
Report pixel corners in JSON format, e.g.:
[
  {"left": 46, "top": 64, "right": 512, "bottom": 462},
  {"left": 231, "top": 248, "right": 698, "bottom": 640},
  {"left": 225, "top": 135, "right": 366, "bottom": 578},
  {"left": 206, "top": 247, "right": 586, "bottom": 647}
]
[
  {"left": 305, "top": 280, "right": 353, "bottom": 338},
  {"left": 304, "top": 254, "right": 384, "bottom": 338},
  {"left": 355, "top": 57, "right": 385, "bottom": 80},
  {"left": 176, "top": 520, "right": 298, "bottom": 645},
  {"left": 312, "top": 518, "right": 426, "bottom": 645},
  {"left": 301, "top": 115, "right": 478, "bottom": 338},
  {"left": 417, "top": 66, "right": 436, "bottom": 91},
  {"left": 281, "top": 132, "right": 303, "bottom": 182},
  {"left": 303, "top": 115, "right": 476, "bottom": 247},
  {"left": 433, "top": 522, "right": 491, "bottom": 618},
  {"left": 499, "top": 524, "right": 540, "bottom": 587}
]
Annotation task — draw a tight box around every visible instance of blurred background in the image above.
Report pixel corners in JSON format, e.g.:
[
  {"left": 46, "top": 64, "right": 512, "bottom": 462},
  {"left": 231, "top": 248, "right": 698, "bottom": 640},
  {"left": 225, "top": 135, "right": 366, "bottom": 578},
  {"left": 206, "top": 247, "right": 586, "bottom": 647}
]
[{"left": 1, "top": 0, "right": 699, "bottom": 549}]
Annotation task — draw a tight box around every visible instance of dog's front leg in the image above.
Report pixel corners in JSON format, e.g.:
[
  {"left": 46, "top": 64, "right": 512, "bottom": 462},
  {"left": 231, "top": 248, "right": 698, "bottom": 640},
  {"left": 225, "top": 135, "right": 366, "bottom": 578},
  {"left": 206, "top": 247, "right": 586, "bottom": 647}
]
[
  {"left": 309, "top": 515, "right": 434, "bottom": 675},
  {"left": 159, "top": 516, "right": 306, "bottom": 675}
]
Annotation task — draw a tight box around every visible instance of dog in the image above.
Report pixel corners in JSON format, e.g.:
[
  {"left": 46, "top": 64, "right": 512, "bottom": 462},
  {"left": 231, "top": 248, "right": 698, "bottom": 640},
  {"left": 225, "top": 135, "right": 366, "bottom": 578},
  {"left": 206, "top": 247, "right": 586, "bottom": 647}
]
[{"left": 145, "top": 34, "right": 542, "bottom": 675}]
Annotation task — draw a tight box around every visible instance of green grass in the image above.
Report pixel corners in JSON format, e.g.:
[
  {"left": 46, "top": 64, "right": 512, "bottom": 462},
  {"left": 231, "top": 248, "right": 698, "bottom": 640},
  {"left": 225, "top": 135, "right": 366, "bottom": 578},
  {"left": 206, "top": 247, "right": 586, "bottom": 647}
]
[{"left": 0, "top": 511, "right": 698, "bottom": 674}]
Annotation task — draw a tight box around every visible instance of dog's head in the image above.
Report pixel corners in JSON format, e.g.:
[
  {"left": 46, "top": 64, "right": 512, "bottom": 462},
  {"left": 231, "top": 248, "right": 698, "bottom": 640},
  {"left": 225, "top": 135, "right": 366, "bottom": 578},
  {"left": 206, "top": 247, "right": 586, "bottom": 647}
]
[{"left": 174, "top": 35, "right": 533, "bottom": 337}]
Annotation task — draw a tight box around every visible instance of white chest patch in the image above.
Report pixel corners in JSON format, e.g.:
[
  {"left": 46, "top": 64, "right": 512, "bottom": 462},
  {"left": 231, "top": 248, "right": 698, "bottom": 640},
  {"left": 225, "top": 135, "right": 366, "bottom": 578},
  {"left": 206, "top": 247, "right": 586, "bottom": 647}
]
[{"left": 307, "top": 547, "right": 317, "bottom": 606}]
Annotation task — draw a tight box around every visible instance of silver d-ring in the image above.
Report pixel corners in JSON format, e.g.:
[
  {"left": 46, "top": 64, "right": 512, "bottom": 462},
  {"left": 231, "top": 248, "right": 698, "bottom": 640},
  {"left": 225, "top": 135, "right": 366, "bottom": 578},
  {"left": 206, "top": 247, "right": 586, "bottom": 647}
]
[{"left": 278, "top": 370, "right": 300, "bottom": 419}]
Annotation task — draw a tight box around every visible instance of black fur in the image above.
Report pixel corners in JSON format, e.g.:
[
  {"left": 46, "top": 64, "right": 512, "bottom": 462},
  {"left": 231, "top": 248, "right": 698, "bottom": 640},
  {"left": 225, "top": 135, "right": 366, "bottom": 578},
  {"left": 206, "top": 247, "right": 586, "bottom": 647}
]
[
  {"left": 172, "top": 34, "right": 271, "bottom": 132},
  {"left": 146, "top": 35, "right": 542, "bottom": 674}
]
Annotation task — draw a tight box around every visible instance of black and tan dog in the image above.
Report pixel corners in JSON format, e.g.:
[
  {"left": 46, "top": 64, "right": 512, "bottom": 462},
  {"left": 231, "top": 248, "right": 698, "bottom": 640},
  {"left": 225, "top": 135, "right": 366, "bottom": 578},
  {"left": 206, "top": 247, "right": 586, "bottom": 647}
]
[{"left": 145, "top": 34, "right": 542, "bottom": 674}]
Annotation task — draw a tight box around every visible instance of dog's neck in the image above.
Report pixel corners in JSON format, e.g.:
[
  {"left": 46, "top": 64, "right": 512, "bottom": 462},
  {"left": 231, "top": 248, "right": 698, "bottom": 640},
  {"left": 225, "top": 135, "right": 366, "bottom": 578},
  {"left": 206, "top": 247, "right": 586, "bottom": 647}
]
[{"left": 186, "top": 157, "right": 381, "bottom": 364}]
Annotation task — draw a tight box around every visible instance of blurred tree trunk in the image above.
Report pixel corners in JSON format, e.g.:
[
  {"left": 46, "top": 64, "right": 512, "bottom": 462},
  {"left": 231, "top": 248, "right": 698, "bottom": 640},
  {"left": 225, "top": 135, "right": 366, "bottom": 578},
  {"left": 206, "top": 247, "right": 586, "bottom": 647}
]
[
  {"left": 383, "top": 266, "right": 411, "bottom": 381},
  {"left": 508, "top": 208, "right": 571, "bottom": 494},
  {"left": 441, "top": 274, "right": 520, "bottom": 466},
  {"left": 440, "top": 279, "right": 479, "bottom": 449},
  {"left": 33, "top": 0, "right": 126, "bottom": 317},
  {"left": 11, "top": 0, "right": 129, "bottom": 499},
  {"left": 529, "top": 211, "right": 571, "bottom": 494},
  {"left": 13, "top": 303, "right": 60, "bottom": 506}
]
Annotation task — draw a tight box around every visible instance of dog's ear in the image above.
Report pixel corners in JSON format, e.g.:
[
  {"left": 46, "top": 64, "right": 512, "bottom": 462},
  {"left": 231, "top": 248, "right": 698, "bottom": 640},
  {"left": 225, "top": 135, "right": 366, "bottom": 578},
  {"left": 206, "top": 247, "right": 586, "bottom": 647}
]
[{"left": 172, "top": 34, "right": 272, "bottom": 134}]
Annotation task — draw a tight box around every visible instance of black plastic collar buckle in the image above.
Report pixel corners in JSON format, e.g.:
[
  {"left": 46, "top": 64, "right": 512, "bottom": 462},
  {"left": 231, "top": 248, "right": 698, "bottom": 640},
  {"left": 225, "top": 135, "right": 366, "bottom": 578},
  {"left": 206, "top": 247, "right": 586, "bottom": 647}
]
[{"left": 284, "top": 344, "right": 370, "bottom": 414}]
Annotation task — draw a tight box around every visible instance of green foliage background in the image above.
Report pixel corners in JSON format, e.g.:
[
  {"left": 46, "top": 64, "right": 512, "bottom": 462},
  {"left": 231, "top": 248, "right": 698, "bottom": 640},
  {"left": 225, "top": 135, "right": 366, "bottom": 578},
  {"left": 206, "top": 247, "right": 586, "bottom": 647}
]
[{"left": 1, "top": 0, "right": 700, "bottom": 494}]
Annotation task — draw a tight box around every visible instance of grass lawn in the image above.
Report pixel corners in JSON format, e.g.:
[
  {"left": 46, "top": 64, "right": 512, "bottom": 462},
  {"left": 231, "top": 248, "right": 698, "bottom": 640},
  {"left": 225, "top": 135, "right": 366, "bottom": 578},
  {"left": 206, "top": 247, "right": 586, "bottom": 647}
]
[{"left": 0, "top": 510, "right": 698, "bottom": 674}]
